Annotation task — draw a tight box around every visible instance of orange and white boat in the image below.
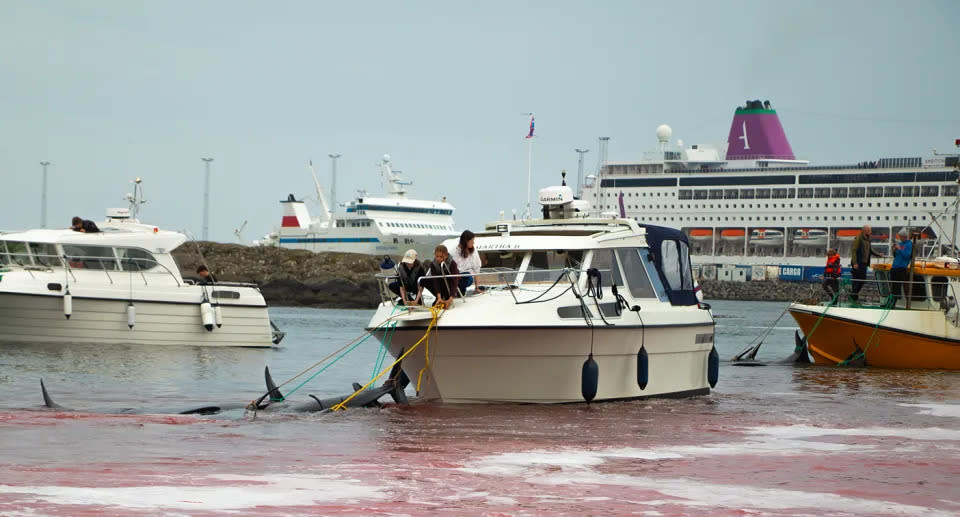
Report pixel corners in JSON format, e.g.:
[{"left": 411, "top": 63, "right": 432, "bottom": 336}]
[
  {"left": 834, "top": 228, "right": 861, "bottom": 241},
  {"left": 750, "top": 228, "right": 784, "bottom": 247},
  {"left": 788, "top": 257, "right": 960, "bottom": 369},
  {"left": 688, "top": 228, "right": 713, "bottom": 241},
  {"left": 794, "top": 228, "right": 828, "bottom": 246},
  {"left": 719, "top": 228, "right": 746, "bottom": 241}
]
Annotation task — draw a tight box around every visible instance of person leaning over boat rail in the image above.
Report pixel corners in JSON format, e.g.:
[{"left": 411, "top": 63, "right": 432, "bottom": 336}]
[
  {"left": 70, "top": 216, "right": 100, "bottom": 233},
  {"left": 451, "top": 230, "right": 481, "bottom": 293},
  {"left": 388, "top": 249, "right": 426, "bottom": 305},
  {"left": 890, "top": 229, "right": 913, "bottom": 304},
  {"left": 849, "top": 225, "right": 883, "bottom": 303},
  {"left": 424, "top": 244, "right": 460, "bottom": 309}
]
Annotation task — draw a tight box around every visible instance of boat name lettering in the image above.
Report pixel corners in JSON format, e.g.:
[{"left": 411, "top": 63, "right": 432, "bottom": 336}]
[{"left": 477, "top": 243, "right": 521, "bottom": 250}]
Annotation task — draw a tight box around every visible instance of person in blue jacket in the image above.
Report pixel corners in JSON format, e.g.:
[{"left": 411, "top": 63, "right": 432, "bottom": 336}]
[{"left": 890, "top": 228, "right": 913, "bottom": 304}]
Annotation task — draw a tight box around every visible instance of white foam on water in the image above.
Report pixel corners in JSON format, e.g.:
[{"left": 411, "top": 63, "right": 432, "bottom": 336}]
[
  {"left": 534, "top": 471, "right": 955, "bottom": 516},
  {"left": 745, "top": 424, "right": 960, "bottom": 442},
  {"left": 901, "top": 403, "right": 960, "bottom": 419},
  {"left": 0, "top": 473, "right": 385, "bottom": 511}
]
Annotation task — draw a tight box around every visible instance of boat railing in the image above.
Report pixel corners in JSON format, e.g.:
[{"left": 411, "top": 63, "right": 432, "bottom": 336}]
[
  {"left": 1, "top": 250, "right": 184, "bottom": 287},
  {"left": 375, "top": 266, "right": 604, "bottom": 307},
  {"left": 826, "top": 271, "right": 960, "bottom": 314}
]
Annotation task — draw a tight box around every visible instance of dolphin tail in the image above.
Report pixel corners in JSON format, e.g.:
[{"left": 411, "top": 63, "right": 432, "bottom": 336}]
[
  {"left": 384, "top": 360, "right": 410, "bottom": 405},
  {"left": 40, "top": 379, "right": 65, "bottom": 410},
  {"left": 790, "top": 330, "right": 812, "bottom": 364}
]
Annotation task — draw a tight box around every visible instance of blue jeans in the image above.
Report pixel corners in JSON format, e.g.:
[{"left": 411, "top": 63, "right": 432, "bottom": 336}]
[{"left": 458, "top": 276, "right": 473, "bottom": 295}]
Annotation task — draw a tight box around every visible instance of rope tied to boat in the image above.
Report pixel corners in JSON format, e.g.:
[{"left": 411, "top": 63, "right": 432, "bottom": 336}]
[{"left": 331, "top": 305, "right": 444, "bottom": 411}]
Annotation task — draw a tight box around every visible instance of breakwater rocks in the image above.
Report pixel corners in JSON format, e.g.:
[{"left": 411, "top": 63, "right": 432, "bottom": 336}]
[
  {"left": 173, "top": 243, "right": 382, "bottom": 309},
  {"left": 700, "top": 279, "right": 824, "bottom": 302}
]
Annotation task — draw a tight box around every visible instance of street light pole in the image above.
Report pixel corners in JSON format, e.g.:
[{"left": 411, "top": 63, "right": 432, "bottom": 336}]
[
  {"left": 328, "top": 153, "right": 341, "bottom": 214},
  {"left": 574, "top": 149, "right": 589, "bottom": 198},
  {"left": 202, "top": 157, "right": 214, "bottom": 240},
  {"left": 40, "top": 161, "right": 51, "bottom": 228}
]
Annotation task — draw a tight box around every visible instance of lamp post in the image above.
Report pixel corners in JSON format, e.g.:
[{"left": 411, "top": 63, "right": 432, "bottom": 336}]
[
  {"left": 328, "top": 153, "right": 341, "bottom": 214},
  {"left": 574, "top": 149, "right": 589, "bottom": 198},
  {"left": 202, "top": 157, "right": 213, "bottom": 240},
  {"left": 40, "top": 161, "right": 51, "bottom": 228}
]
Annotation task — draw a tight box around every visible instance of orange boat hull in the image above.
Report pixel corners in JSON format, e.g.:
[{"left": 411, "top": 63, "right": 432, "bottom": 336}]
[{"left": 790, "top": 308, "right": 960, "bottom": 369}]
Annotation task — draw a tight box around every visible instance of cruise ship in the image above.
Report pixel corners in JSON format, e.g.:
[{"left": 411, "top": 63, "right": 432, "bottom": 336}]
[
  {"left": 261, "top": 155, "right": 458, "bottom": 258},
  {"left": 581, "top": 100, "right": 960, "bottom": 279}
]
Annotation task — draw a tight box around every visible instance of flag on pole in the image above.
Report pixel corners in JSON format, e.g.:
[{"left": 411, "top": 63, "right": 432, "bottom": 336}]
[{"left": 525, "top": 115, "right": 535, "bottom": 139}]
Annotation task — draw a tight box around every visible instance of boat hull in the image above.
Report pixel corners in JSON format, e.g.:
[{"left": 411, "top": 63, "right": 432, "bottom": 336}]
[
  {"left": 370, "top": 317, "right": 714, "bottom": 403},
  {"left": 0, "top": 293, "right": 275, "bottom": 347},
  {"left": 789, "top": 304, "right": 960, "bottom": 369}
]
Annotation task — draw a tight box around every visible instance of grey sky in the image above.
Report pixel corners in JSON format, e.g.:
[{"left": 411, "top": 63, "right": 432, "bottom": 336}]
[{"left": 2, "top": 1, "right": 958, "bottom": 242}]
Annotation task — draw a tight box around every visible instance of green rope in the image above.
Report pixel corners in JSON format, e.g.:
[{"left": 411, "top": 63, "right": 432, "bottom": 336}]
[
  {"left": 370, "top": 321, "right": 395, "bottom": 382},
  {"left": 838, "top": 301, "right": 894, "bottom": 366}
]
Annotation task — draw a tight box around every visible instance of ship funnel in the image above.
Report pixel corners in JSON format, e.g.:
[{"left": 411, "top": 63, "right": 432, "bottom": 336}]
[{"left": 725, "top": 100, "right": 795, "bottom": 160}]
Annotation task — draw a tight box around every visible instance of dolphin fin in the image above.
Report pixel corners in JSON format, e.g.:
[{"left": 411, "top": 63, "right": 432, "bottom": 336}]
[
  {"left": 265, "top": 366, "right": 284, "bottom": 402},
  {"left": 40, "top": 379, "right": 65, "bottom": 410}
]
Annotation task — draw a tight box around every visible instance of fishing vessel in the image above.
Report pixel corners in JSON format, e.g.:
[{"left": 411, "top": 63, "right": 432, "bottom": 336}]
[
  {"left": 788, "top": 256, "right": 960, "bottom": 369},
  {"left": 366, "top": 181, "right": 717, "bottom": 403},
  {"left": 261, "top": 155, "right": 458, "bottom": 259},
  {"left": 0, "top": 179, "right": 283, "bottom": 347},
  {"left": 582, "top": 100, "right": 959, "bottom": 269}
]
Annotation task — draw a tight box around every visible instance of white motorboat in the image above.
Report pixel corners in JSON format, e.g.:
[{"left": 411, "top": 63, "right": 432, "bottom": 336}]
[
  {"left": 0, "top": 180, "right": 283, "bottom": 347},
  {"left": 366, "top": 183, "right": 717, "bottom": 403}
]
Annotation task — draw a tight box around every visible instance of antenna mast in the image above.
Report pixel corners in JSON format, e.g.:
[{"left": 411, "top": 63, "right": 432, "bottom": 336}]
[{"left": 574, "top": 148, "right": 589, "bottom": 198}]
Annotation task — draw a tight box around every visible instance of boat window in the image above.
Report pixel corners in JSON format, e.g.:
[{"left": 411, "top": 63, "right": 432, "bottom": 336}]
[
  {"left": 921, "top": 185, "right": 939, "bottom": 197},
  {"left": 739, "top": 188, "right": 755, "bottom": 199},
  {"left": 660, "top": 240, "right": 693, "bottom": 292},
  {"left": 62, "top": 244, "right": 118, "bottom": 270},
  {"left": 28, "top": 242, "right": 60, "bottom": 267},
  {"left": 945, "top": 185, "right": 959, "bottom": 197},
  {"left": 116, "top": 247, "right": 157, "bottom": 271},
  {"left": 708, "top": 190, "right": 723, "bottom": 200},
  {"left": 588, "top": 249, "right": 623, "bottom": 287},
  {"left": 832, "top": 187, "right": 848, "bottom": 198},
  {"left": 755, "top": 188, "right": 770, "bottom": 199},
  {"left": 478, "top": 251, "right": 525, "bottom": 285},
  {"left": 525, "top": 250, "right": 585, "bottom": 283},
  {"left": 616, "top": 248, "right": 657, "bottom": 298},
  {"left": 867, "top": 186, "right": 883, "bottom": 197},
  {"left": 884, "top": 186, "right": 902, "bottom": 197},
  {"left": 724, "top": 189, "right": 739, "bottom": 200},
  {"left": 3, "top": 241, "right": 30, "bottom": 265},
  {"left": 849, "top": 186, "right": 866, "bottom": 197},
  {"left": 678, "top": 190, "right": 692, "bottom": 200},
  {"left": 797, "top": 188, "right": 813, "bottom": 198},
  {"left": 814, "top": 187, "right": 830, "bottom": 198},
  {"left": 693, "top": 190, "right": 708, "bottom": 200}
]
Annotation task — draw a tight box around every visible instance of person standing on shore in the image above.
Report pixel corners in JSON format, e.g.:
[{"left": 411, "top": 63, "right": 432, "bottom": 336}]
[{"left": 849, "top": 225, "right": 882, "bottom": 303}]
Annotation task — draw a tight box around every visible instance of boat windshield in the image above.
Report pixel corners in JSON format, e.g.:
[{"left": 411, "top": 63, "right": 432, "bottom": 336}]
[
  {"left": 617, "top": 248, "right": 667, "bottom": 300},
  {"left": 1, "top": 241, "right": 30, "bottom": 266},
  {"left": 63, "top": 244, "right": 119, "bottom": 271},
  {"left": 525, "top": 250, "right": 584, "bottom": 283}
]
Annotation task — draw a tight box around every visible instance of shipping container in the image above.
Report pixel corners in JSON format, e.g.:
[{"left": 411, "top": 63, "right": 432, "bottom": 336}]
[{"left": 751, "top": 265, "right": 766, "bottom": 281}]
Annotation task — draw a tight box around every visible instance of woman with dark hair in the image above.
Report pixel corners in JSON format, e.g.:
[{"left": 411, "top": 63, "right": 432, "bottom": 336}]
[{"left": 451, "top": 229, "right": 481, "bottom": 293}]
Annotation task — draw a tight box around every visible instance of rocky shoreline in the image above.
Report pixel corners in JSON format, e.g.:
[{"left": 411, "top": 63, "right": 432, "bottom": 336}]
[{"left": 174, "top": 243, "right": 825, "bottom": 308}]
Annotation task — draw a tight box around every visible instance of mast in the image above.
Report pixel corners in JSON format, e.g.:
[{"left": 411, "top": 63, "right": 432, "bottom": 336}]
[
  {"left": 574, "top": 148, "right": 589, "bottom": 198},
  {"left": 308, "top": 161, "right": 332, "bottom": 223}
]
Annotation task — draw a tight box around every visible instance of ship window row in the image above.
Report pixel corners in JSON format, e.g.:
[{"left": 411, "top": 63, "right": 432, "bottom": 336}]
[
  {"left": 0, "top": 242, "right": 158, "bottom": 271},
  {"left": 632, "top": 214, "right": 925, "bottom": 224},
  {"left": 383, "top": 221, "right": 454, "bottom": 231},
  {"left": 348, "top": 204, "right": 453, "bottom": 216},
  {"left": 608, "top": 200, "right": 949, "bottom": 212},
  {"left": 677, "top": 185, "right": 948, "bottom": 201}
]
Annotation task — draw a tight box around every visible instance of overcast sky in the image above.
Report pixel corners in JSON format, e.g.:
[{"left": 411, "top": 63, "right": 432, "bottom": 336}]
[{"left": 2, "top": 1, "right": 958, "bottom": 241}]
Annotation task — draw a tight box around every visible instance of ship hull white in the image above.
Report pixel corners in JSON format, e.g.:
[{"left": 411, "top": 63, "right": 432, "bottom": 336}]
[
  {"left": 0, "top": 293, "right": 274, "bottom": 347},
  {"left": 372, "top": 321, "right": 713, "bottom": 403},
  {"left": 278, "top": 233, "right": 457, "bottom": 260}
]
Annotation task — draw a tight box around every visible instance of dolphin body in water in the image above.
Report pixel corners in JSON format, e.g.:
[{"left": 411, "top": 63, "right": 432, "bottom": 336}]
[
  {"left": 730, "top": 330, "right": 812, "bottom": 366},
  {"left": 40, "top": 363, "right": 410, "bottom": 415}
]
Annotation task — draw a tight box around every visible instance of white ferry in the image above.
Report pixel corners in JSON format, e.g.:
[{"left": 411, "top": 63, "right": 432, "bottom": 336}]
[
  {"left": 582, "top": 100, "right": 959, "bottom": 280},
  {"left": 261, "top": 155, "right": 458, "bottom": 259}
]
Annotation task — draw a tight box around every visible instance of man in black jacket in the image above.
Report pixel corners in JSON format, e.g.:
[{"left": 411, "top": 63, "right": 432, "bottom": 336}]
[
  {"left": 849, "top": 225, "right": 882, "bottom": 303},
  {"left": 71, "top": 216, "right": 100, "bottom": 233}
]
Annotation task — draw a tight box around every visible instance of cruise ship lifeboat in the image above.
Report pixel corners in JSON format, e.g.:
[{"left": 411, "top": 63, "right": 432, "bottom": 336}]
[
  {"left": 720, "top": 228, "right": 746, "bottom": 241},
  {"left": 794, "top": 228, "right": 828, "bottom": 246},
  {"left": 750, "top": 228, "right": 784, "bottom": 247},
  {"left": 688, "top": 228, "right": 714, "bottom": 241},
  {"left": 834, "top": 228, "right": 861, "bottom": 241}
]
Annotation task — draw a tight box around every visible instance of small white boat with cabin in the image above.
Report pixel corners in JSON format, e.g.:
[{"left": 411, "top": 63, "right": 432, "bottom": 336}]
[
  {"left": 366, "top": 182, "right": 717, "bottom": 403},
  {"left": 0, "top": 179, "right": 283, "bottom": 347}
]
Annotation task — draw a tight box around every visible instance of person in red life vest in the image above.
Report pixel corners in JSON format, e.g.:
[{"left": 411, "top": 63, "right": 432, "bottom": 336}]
[{"left": 823, "top": 247, "right": 842, "bottom": 300}]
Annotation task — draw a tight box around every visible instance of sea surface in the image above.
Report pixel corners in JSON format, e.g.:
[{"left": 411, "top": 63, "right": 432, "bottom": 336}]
[{"left": 0, "top": 300, "right": 957, "bottom": 516}]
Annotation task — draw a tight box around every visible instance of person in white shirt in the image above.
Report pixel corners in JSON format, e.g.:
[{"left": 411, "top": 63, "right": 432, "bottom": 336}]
[{"left": 451, "top": 229, "right": 481, "bottom": 294}]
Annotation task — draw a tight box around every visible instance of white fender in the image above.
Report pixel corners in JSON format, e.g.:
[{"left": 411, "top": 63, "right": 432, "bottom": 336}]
[
  {"left": 63, "top": 290, "right": 73, "bottom": 320},
  {"left": 126, "top": 303, "right": 136, "bottom": 329},
  {"left": 213, "top": 303, "right": 223, "bottom": 328},
  {"left": 200, "top": 300, "right": 214, "bottom": 331}
]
